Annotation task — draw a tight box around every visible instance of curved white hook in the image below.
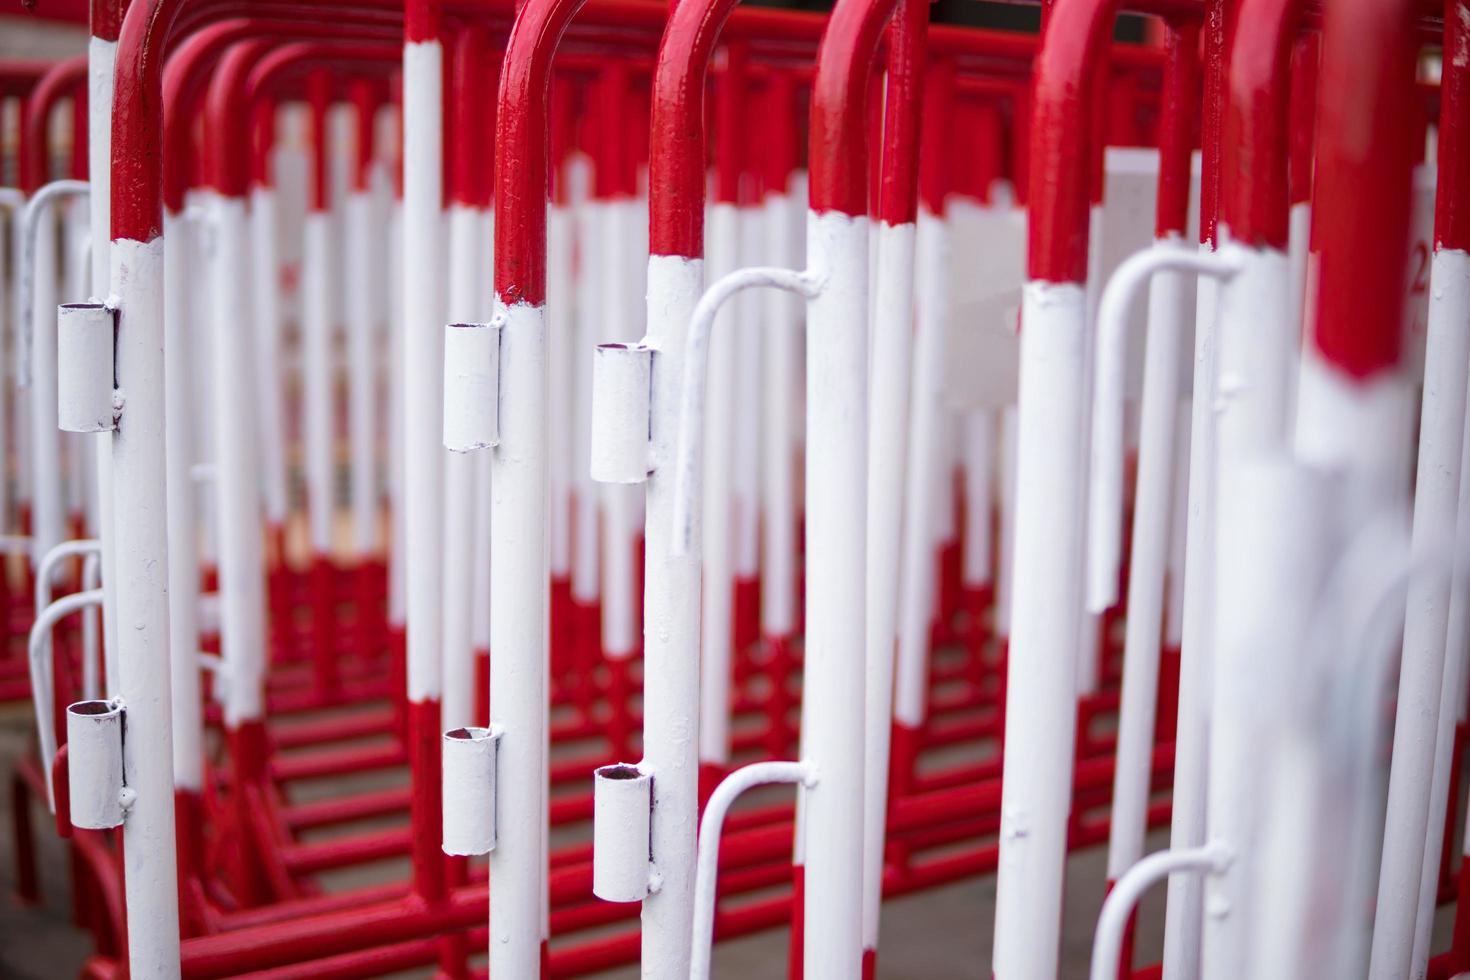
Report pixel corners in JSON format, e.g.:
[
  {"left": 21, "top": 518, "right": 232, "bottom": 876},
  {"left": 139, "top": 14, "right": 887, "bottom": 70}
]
[
  {"left": 1086, "top": 241, "right": 1242, "bottom": 613},
  {"left": 690, "top": 760, "right": 815, "bottom": 980},
  {"left": 669, "top": 266, "right": 822, "bottom": 557},
  {"left": 18, "top": 179, "right": 90, "bottom": 390},
  {"left": 28, "top": 586, "right": 106, "bottom": 812},
  {"left": 1090, "top": 841, "right": 1232, "bottom": 980},
  {"left": 34, "top": 537, "right": 101, "bottom": 611}
]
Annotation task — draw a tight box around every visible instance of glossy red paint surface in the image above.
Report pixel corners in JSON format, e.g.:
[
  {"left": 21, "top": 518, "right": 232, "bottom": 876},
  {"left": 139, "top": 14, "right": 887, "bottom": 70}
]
[
  {"left": 808, "top": 0, "right": 901, "bottom": 218},
  {"left": 647, "top": 0, "right": 742, "bottom": 257},
  {"left": 1155, "top": 20, "right": 1199, "bottom": 236},
  {"left": 19, "top": 56, "right": 87, "bottom": 195},
  {"left": 111, "top": 0, "right": 187, "bottom": 243},
  {"left": 93, "top": 0, "right": 125, "bottom": 41},
  {"left": 876, "top": 0, "right": 927, "bottom": 225},
  {"left": 1311, "top": 0, "right": 1419, "bottom": 377},
  {"left": 1287, "top": 31, "right": 1318, "bottom": 208},
  {"left": 1198, "top": 0, "right": 1238, "bottom": 247},
  {"left": 1438, "top": 0, "right": 1470, "bottom": 250},
  {"left": 1219, "top": 0, "right": 1300, "bottom": 250},
  {"left": 918, "top": 59, "right": 954, "bottom": 216},
  {"left": 494, "top": 0, "right": 594, "bottom": 304},
  {"left": 1025, "top": 0, "right": 1117, "bottom": 283}
]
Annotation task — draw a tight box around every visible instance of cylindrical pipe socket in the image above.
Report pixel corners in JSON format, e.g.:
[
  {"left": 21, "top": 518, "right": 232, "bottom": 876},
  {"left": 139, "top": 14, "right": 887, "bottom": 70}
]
[
  {"left": 443, "top": 320, "right": 502, "bottom": 452},
  {"left": 593, "top": 762, "right": 653, "bottom": 902},
  {"left": 66, "top": 699, "right": 126, "bottom": 829},
  {"left": 589, "top": 343, "right": 653, "bottom": 485},
  {"left": 442, "top": 725, "right": 501, "bottom": 855},
  {"left": 57, "top": 303, "right": 116, "bottom": 433}
]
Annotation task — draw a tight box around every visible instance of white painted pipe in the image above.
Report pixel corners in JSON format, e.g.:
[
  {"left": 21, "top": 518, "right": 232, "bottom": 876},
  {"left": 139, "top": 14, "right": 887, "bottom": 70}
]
[
  {"left": 571, "top": 189, "right": 601, "bottom": 613},
  {"left": 34, "top": 538, "right": 101, "bottom": 614},
  {"left": 636, "top": 252, "right": 705, "bottom": 977},
  {"left": 1388, "top": 248, "right": 1470, "bottom": 979},
  {"left": 346, "top": 188, "right": 384, "bottom": 557},
  {"left": 302, "top": 210, "right": 335, "bottom": 561},
  {"left": 162, "top": 207, "right": 203, "bottom": 791},
  {"left": 732, "top": 203, "right": 762, "bottom": 588},
  {"left": 992, "top": 278, "right": 1090, "bottom": 978},
  {"left": 28, "top": 586, "right": 105, "bottom": 811},
  {"left": 1201, "top": 239, "right": 1298, "bottom": 980},
  {"left": 442, "top": 724, "right": 501, "bottom": 856},
  {"left": 88, "top": 37, "right": 118, "bottom": 700},
  {"left": 1164, "top": 399, "right": 1191, "bottom": 650},
  {"left": 996, "top": 404, "right": 1018, "bottom": 639},
  {"left": 65, "top": 698, "right": 129, "bottom": 830},
  {"left": 1161, "top": 249, "right": 1224, "bottom": 980},
  {"left": 548, "top": 202, "right": 574, "bottom": 584},
  {"left": 486, "top": 298, "right": 550, "bottom": 976},
  {"left": 699, "top": 201, "right": 742, "bottom": 768},
  {"left": 689, "top": 760, "right": 815, "bottom": 980},
  {"left": 56, "top": 302, "right": 115, "bottom": 434},
  {"left": 599, "top": 197, "right": 642, "bottom": 665},
  {"left": 893, "top": 209, "right": 949, "bottom": 735},
  {"left": 209, "top": 195, "right": 268, "bottom": 730},
  {"left": 249, "top": 183, "right": 290, "bottom": 532},
  {"left": 960, "top": 410, "right": 994, "bottom": 591},
  {"left": 592, "top": 762, "right": 654, "bottom": 902},
  {"left": 760, "top": 188, "right": 801, "bottom": 640},
  {"left": 0, "top": 188, "right": 23, "bottom": 535},
  {"left": 861, "top": 214, "right": 918, "bottom": 955},
  {"left": 185, "top": 197, "right": 216, "bottom": 576},
  {"left": 61, "top": 198, "right": 92, "bottom": 530},
  {"left": 442, "top": 203, "right": 487, "bottom": 732},
  {"left": 80, "top": 551, "right": 102, "bottom": 702},
  {"left": 1091, "top": 843, "right": 1233, "bottom": 980},
  {"left": 1087, "top": 241, "right": 1240, "bottom": 614}
]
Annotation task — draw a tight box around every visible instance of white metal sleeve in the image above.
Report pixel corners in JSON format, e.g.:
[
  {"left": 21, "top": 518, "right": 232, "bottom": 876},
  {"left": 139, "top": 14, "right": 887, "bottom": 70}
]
[
  {"left": 991, "top": 280, "right": 1088, "bottom": 980},
  {"left": 403, "top": 40, "right": 446, "bottom": 702},
  {"left": 66, "top": 699, "right": 127, "bottom": 829},
  {"left": 442, "top": 725, "right": 500, "bottom": 856},
  {"left": 801, "top": 208, "right": 869, "bottom": 978},
  {"left": 592, "top": 763, "right": 653, "bottom": 902}
]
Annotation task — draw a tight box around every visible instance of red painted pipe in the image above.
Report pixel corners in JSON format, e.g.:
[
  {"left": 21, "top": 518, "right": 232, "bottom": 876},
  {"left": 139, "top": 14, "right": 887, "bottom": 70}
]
[
  {"left": 1310, "top": 0, "right": 1419, "bottom": 377},
  {"left": 19, "top": 55, "right": 88, "bottom": 195}
]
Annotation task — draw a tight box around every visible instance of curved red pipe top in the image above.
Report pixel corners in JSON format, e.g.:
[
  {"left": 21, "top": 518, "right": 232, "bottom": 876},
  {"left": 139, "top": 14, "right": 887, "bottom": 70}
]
[
  {"left": 594, "top": 60, "right": 637, "bottom": 200},
  {"left": 0, "top": 62, "right": 54, "bottom": 98},
  {"left": 251, "top": 94, "right": 277, "bottom": 190},
  {"left": 450, "top": 24, "right": 491, "bottom": 207},
  {"left": 757, "top": 69, "right": 799, "bottom": 199},
  {"left": 808, "top": 0, "right": 901, "bottom": 218},
  {"left": 112, "top": 0, "right": 189, "bottom": 242},
  {"left": 1025, "top": 0, "right": 1117, "bottom": 283},
  {"left": 349, "top": 76, "right": 383, "bottom": 195},
  {"left": 875, "top": 0, "right": 928, "bottom": 225},
  {"left": 1437, "top": 0, "right": 1470, "bottom": 250},
  {"left": 647, "top": 0, "right": 742, "bottom": 257},
  {"left": 549, "top": 73, "right": 574, "bottom": 205},
  {"left": 194, "top": 36, "right": 271, "bottom": 202},
  {"left": 306, "top": 67, "right": 332, "bottom": 213},
  {"left": 1311, "top": 0, "right": 1419, "bottom": 378},
  {"left": 714, "top": 40, "right": 747, "bottom": 206},
  {"left": 918, "top": 58, "right": 955, "bottom": 215},
  {"left": 1218, "top": 0, "right": 1301, "bottom": 249},
  {"left": 1287, "top": 30, "right": 1318, "bottom": 208},
  {"left": 1155, "top": 19, "right": 1199, "bottom": 236},
  {"left": 494, "top": 0, "right": 593, "bottom": 305},
  {"left": 19, "top": 55, "right": 88, "bottom": 194}
]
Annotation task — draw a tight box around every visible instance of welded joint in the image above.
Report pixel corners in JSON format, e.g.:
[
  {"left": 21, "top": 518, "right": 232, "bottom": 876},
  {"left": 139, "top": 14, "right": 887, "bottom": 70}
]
[
  {"left": 65, "top": 698, "right": 133, "bottom": 830},
  {"left": 442, "top": 725, "right": 503, "bottom": 856},
  {"left": 57, "top": 302, "right": 118, "bottom": 432},
  {"left": 670, "top": 266, "right": 825, "bottom": 556},
  {"left": 1085, "top": 242, "right": 1245, "bottom": 612},
  {"left": 443, "top": 318, "right": 503, "bottom": 452}
]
